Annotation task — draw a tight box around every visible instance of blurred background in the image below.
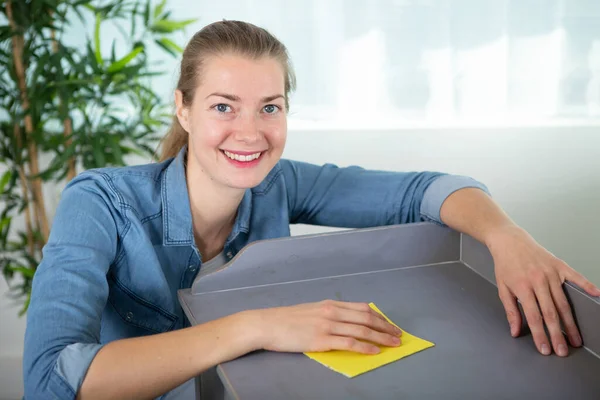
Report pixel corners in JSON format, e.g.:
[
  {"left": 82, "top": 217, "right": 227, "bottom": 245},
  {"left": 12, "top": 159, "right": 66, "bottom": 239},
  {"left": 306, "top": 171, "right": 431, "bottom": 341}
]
[{"left": 1, "top": 0, "right": 600, "bottom": 398}]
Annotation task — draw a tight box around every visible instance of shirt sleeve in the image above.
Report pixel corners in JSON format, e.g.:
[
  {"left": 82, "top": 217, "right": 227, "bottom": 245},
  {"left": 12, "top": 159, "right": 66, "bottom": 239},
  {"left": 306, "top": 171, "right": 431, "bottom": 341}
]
[
  {"left": 279, "top": 159, "right": 490, "bottom": 228},
  {"left": 419, "top": 174, "right": 491, "bottom": 224},
  {"left": 23, "top": 172, "right": 119, "bottom": 399}
]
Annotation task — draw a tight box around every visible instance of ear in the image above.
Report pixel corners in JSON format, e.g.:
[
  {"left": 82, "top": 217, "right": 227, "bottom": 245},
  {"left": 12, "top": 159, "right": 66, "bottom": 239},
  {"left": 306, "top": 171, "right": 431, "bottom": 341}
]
[{"left": 175, "top": 90, "right": 191, "bottom": 133}]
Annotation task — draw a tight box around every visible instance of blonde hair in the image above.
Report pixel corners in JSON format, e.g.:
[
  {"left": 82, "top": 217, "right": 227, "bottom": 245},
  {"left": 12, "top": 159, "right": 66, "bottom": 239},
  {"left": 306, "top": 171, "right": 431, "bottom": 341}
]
[{"left": 159, "top": 20, "right": 297, "bottom": 161}]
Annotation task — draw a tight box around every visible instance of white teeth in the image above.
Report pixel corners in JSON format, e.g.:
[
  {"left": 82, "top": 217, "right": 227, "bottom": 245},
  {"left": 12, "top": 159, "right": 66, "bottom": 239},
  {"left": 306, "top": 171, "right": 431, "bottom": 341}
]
[{"left": 223, "top": 150, "right": 262, "bottom": 162}]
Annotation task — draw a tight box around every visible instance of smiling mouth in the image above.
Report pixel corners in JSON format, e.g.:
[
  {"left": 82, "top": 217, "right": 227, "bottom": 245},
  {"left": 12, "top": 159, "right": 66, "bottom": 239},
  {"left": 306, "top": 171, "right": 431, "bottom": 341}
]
[{"left": 221, "top": 150, "right": 264, "bottom": 162}]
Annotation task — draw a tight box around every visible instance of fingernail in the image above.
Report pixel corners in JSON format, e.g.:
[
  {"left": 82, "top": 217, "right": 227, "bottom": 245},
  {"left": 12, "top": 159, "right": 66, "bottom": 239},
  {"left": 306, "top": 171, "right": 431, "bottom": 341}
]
[
  {"left": 571, "top": 334, "right": 582, "bottom": 347},
  {"left": 510, "top": 324, "right": 517, "bottom": 337},
  {"left": 392, "top": 336, "right": 401, "bottom": 344},
  {"left": 541, "top": 344, "right": 551, "bottom": 355},
  {"left": 395, "top": 327, "right": 403, "bottom": 335},
  {"left": 558, "top": 344, "right": 568, "bottom": 357},
  {"left": 370, "top": 346, "right": 380, "bottom": 354}
]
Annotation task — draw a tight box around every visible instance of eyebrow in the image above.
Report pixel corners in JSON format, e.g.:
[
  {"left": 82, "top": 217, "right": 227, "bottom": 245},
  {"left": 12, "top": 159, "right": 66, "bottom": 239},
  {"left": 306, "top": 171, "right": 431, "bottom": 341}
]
[{"left": 206, "top": 92, "right": 284, "bottom": 103}]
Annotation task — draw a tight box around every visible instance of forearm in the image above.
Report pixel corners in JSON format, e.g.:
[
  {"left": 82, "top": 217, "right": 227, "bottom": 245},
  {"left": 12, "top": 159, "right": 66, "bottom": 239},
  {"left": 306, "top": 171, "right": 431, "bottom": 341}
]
[
  {"left": 78, "top": 311, "right": 256, "bottom": 400},
  {"left": 439, "top": 187, "right": 521, "bottom": 247}
]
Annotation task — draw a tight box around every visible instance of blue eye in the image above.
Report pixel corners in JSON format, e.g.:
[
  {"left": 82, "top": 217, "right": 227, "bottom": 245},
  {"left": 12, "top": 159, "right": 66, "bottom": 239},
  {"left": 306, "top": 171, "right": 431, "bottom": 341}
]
[
  {"left": 215, "top": 104, "right": 232, "bottom": 113},
  {"left": 263, "top": 104, "right": 279, "bottom": 114}
]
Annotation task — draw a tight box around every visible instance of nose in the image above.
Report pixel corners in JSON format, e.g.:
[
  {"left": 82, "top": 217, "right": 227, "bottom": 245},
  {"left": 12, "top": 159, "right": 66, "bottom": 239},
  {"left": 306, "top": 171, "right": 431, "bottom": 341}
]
[{"left": 234, "top": 113, "right": 262, "bottom": 144}]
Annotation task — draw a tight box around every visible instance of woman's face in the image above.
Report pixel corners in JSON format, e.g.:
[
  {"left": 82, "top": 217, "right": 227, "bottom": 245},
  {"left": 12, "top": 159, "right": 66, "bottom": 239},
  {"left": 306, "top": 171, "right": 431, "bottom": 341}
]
[{"left": 176, "top": 53, "right": 287, "bottom": 191}]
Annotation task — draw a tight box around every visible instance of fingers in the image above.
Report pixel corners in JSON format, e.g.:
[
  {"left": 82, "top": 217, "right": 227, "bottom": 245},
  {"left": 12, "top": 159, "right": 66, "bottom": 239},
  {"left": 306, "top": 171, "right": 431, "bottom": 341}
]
[
  {"left": 337, "top": 310, "right": 402, "bottom": 337},
  {"left": 326, "top": 336, "right": 381, "bottom": 354},
  {"left": 564, "top": 268, "right": 600, "bottom": 297},
  {"left": 518, "top": 287, "right": 552, "bottom": 356},
  {"left": 532, "top": 280, "right": 568, "bottom": 357},
  {"left": 548, "top": 275, "right": 582, "bottom": 348},
  {"left": 318, "top": 300, "right": 400, "bottom": 337},
  {"left": 324, "top": 300, "right": 373, "bottom": 312},
  {"left": 329, "top": 322, "right": 401, "bottom": 349},
  {"left": 498, "top": 283, "right": 522, "bottom": 337},
  {"left": 322, "top": 300, "right": 388, "bottom": 322},
  {"left": 315, "top": 300, "right": 402, "bottom": 354}
]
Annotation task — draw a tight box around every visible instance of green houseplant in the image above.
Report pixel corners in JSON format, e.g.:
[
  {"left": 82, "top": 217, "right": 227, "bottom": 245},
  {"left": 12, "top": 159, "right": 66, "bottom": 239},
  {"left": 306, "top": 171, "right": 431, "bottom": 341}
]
[{"left": 0, "top": 0, "right": 195, "bottom": 314}]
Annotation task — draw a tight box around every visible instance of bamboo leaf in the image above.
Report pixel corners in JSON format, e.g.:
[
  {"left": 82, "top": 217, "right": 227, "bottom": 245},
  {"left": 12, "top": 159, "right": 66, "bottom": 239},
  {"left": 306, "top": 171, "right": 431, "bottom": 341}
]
[
  {"left": 48, "top": 78, "right": 98, "bottom": 87},
  {"left": 71, "top": 5, "right": 87, "bottom": 25},
  {"left": 0, "top": 216, "right": 11, "bottom": 234},
  {"left": 23, "top": 253, "right": 40, "bottom": 268},
  {"left": 92, "top": 139, "right": 106, "bottom": 166},
  {"left": 0, "top": 170, "right": 11, "bottom": 193},
  {"left": 6, "top": 242, "right": 20, "bottom": 251},
  {"left": 35, "top": 145, "right": 76, "bottom": 180},
  {"left": 110, "top": 39, "right": 117, "bottom": 62},
  {"left": 134, "top": 71, "right": 165, "bottom": 78},
  {"left": 153, "top": 0, "right": 167, "bottom": 19},
  {"left": 143, "top": 0, "right": 150, "bottom": 26},
  {"left": 86, "top": 42, "right": 102, "bottom": 73},
  {"left": 40, "top": 1, "right": 61, "bottom": 16},
  {"left": 150, "top": 19, "right": 196, "bottom": 33},
  {"left": 82, "top": 3, "right": 96, "bottom": 13},
  {"left": 153, "top": 38, "right": 175, "bottom": 57},
  {"left": 73, "top": 0, "right": 95, "bottom": 9},
  {"left": 109, "top": 138, "right": 124, "bottom": 165},
  {"left": 120, "top": 145, "right": 147, "bottom": 157},
  {"left": 6, "top": 266, "right": 35, "bottom": 279},
  {"left": 142, "top": 116, "right": 163, "bottom": 127},
  {"left": 94, "top": 13, "right": 102, "bottom": 65},
  {"left": 130, "top": 1, "right": 138, "bottom": 37},
  {"left": 156, "top": 37, "right": 182, "bottom": 55},
  {"left": 0, "top": 25, "right": 13, "bottom": 42},
  {"left": 106, "top": 46, "right": 144, "bottom": 74},
  {"left": 19, "top": 291, "right": 31, "bottom": 316},
  {"left": 1, "top": 259, "right": 14, "bottom": 281}
]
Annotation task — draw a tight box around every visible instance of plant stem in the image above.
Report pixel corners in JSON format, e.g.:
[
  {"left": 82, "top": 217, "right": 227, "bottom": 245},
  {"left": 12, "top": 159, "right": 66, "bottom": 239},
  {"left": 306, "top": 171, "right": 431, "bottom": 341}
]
[
  {"left": 6, "top": 0, "right": 50, "bottom": 243},
  {"left": 13, "top": 123, "right": 35, "bottom": 257}
]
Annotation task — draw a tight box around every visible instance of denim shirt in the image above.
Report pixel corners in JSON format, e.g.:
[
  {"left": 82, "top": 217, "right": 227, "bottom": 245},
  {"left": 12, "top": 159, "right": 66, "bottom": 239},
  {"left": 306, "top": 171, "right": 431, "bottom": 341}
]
[{"left": 23, "top": 146, "right": 489, "bottom": 399}]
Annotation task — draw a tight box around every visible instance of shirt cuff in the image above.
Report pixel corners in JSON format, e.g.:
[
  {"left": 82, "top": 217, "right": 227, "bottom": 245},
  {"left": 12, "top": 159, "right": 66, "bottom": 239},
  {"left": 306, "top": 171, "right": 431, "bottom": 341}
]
[
  {"left": 420, "top": 174, "right": 491, "bottom": 225},
  {"left": 52, "top": 343, "right": 105, "bottom": 398}
]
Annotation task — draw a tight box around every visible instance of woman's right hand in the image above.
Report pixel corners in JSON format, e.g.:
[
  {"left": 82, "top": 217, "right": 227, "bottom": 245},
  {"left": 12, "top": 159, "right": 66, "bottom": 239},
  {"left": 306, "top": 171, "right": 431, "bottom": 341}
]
[{"left": 246, "top": 300, "right": 403, "bottom": 354}]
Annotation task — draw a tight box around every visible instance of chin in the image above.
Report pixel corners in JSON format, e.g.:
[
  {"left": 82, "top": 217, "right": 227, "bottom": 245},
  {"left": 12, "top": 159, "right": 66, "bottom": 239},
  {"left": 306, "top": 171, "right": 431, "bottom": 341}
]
[
  {"left": 222, "top": 162, "right": 279, "bottom": 190},
  {"left": 224, "top": 174, "right": 267, "bottom": 190}
]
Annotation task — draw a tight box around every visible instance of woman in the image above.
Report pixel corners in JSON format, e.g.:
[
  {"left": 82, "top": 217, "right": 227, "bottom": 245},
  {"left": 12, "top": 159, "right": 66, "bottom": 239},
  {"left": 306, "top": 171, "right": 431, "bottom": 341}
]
[{"left": 23, "top": 20, "right": 600, "bottom": 399}]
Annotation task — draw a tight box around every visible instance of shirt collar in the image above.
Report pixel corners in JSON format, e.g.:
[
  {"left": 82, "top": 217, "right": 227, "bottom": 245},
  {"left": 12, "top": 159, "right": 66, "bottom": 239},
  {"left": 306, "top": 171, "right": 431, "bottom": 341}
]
[{"left": 161, "top": 145, "right": 252, "bottom": 246}]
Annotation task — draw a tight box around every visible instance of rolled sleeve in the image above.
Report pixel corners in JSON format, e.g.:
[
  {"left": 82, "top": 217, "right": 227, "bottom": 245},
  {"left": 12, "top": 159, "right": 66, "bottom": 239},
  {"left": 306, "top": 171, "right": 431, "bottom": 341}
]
[
  {"left": 420, "top": 174, "right": 491, "bottom": 225},
  {"left": 53, "top": 343, "right": 105, "bottom": 395}
]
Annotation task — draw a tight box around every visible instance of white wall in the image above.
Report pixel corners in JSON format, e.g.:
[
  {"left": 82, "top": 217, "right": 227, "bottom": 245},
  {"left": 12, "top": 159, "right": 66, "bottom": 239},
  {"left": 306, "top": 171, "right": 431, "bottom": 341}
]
[
  {"left": 1, "top": 127, "right": 599, "bottom": 398},
  {"left": 284, "top": 128, "right": 600, "bottom": 285},
  {"left": 0, "top": 277, "right": 25, "bottom": 400}
]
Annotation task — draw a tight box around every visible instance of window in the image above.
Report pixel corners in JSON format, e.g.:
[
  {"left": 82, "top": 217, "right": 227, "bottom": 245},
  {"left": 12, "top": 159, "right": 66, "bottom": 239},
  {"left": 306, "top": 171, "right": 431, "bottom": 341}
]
[{"left": 77, "top": 0, "right": 600, "bottom": 129}]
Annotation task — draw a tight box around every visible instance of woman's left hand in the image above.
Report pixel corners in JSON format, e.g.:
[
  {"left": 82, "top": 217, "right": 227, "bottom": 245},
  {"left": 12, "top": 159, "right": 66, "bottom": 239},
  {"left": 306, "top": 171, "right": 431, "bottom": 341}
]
[{"left": 487, "top": 225, "right": 600, "bottom": 357}]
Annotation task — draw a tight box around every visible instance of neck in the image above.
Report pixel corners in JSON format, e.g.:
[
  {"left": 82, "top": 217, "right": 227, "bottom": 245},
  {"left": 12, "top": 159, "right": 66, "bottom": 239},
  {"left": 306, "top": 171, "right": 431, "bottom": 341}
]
[{"left": 186, "top": 156, "right": 245, "bottom": 259}]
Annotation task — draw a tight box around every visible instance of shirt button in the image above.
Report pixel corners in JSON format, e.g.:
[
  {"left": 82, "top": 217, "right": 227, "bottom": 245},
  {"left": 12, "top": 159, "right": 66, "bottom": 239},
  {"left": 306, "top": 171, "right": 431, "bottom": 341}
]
[
  {"left": 126, "top": 312, "right": 133, "bottom": 321},
  {"left": 226, "top": 251, "right": 233, "bottom": 259},
  {"left": 188, "top": 265, "right": 197, "bottom": 272}
]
